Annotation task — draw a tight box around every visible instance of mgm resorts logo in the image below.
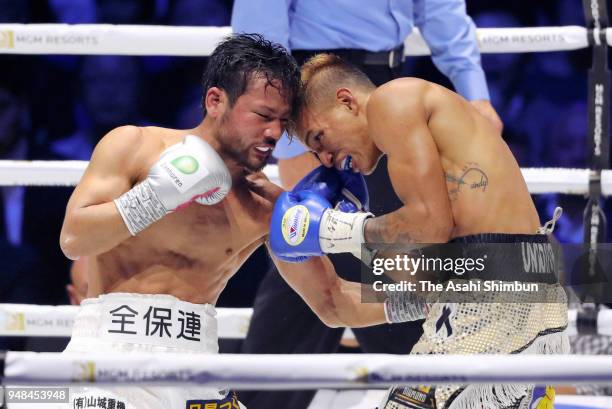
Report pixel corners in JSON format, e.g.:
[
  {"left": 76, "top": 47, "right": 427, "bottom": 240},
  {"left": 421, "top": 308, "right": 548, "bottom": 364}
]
[
  {"left": 0, "top": 30, "right": 14, "bottom": 48},
  {"left": 72, "top": 361, "right": 96, "bottom": 383},
  {"left": 5, "top": 312, "right": 25, "bottom": 331}
]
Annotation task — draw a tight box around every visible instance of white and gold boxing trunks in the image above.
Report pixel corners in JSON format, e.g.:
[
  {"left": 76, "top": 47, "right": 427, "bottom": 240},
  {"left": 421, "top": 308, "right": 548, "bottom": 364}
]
[
  {"left": 64, "top": 293, "right": 244, "bottom": 409},
  {"left": 380, "top": 232, "right": 570, "bottom": 409}
]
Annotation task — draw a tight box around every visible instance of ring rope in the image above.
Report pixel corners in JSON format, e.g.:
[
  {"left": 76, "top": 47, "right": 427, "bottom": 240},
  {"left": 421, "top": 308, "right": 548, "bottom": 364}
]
[
  {"left": 3, "top": 352, "right": 612, "bottom": 388},
  {"left": 0, "top": 160, "right": 280, "bottom": 187},
  {"left": 0, "top": 160, "right": 607, "bottom": 195},
  {"left": 0, "top": 24, "right": 591, "bottom": 56}
]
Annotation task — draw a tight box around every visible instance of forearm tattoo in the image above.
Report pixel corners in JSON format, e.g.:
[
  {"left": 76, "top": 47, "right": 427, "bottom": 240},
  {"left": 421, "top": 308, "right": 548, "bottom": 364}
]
[
  {"left": 364, "top": 211, "right": 417, "bottom": 244},
  {"left": 445, "top": 162, "right": 488, "bottom": 201}
]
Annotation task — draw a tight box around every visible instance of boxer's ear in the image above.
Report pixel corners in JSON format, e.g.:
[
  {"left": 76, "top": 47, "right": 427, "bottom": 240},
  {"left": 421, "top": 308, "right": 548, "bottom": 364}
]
[
  {"left": 204, "top": 87, "right": 226, "bottom": 118},
  {"left": 336, "top": 88, "right": 358, "bottom": 114}
]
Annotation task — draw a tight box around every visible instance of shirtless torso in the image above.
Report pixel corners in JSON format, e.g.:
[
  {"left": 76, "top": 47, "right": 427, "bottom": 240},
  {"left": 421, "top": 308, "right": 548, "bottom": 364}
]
[
  {"left": 82, "top": 128, "right": 272, "bottom": 303},
  {"left": 60, "top": 73, "right": 285, "bottom": 305},
  {"left": 366, "top": 78, "right": 540, "bottom": 243},
  {"left": 298, "top": 74, "right": 540, "bottom": 244},
  {"left": 291, "top": 55, "right": 568, "bottom": 409}
]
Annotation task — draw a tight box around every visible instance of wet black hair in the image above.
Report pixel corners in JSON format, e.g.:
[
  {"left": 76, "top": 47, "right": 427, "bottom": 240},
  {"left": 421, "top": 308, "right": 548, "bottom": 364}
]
[{"left": 201, "top": 33, "right": 301, "bottom": 119}]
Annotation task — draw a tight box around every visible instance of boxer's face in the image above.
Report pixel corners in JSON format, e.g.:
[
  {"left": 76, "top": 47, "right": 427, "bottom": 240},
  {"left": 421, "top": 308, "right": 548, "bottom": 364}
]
[
  {"left": 216, "top": 76, "right": 291, "bottom": 172},
  {"left": 298, "top": 103, "right": 379, "bottom": 175}
]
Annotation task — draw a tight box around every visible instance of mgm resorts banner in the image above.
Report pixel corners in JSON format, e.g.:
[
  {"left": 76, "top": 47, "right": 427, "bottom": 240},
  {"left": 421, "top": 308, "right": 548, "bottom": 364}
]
[{"left": 360, "top": 240, "right": 612, "bottom": 303}]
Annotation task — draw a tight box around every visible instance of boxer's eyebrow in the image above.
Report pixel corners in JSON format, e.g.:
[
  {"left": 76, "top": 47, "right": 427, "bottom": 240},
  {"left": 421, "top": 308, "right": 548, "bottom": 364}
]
[{"left": 259, "top": 105, "right": 290, "bottom": 118}]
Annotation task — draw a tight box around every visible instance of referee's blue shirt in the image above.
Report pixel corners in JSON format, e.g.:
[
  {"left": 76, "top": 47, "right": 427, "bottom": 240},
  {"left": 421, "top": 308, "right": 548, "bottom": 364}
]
[{"left": 232, "top": 0, "right": 488, "bottom": 159}]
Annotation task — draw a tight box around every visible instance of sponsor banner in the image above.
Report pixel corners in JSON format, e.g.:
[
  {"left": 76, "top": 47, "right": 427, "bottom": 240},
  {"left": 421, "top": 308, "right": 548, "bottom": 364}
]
[
  {"left": 0, "top": 304, "right": 75, "bottom": 336},
  {"left": 475, "top": 26, "right": 588, "bottom": 53},
  {"left": 5, "top": 352, "right": 612, "bottom": 387},
  {"left": 405, "top": 26, "right": 589, "bottom": 56},
  {"left": 0, "top": 24, "right": 231, "bottom": 56},
  {"left": 0, "top": 24, "right": 591, "bottom": 57}
]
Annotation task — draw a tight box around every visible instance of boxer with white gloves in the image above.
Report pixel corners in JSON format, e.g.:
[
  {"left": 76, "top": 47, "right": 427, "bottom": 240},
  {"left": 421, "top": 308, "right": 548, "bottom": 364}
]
[
  {"left": 114, "top": 134, "right": 232, "bottom": 235},
  {"left": 59, "top": 34, "right": 311, "bottom": 409}
]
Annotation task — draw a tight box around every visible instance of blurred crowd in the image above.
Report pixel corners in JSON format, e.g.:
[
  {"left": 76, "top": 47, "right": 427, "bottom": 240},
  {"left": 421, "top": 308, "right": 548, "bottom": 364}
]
[{"left": 0, "top": 0, "right": 607, "bottom": 313}]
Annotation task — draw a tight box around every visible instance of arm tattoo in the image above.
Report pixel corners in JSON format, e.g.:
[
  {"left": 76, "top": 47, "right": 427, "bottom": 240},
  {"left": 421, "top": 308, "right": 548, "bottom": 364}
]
[
  {"left": 364, "top": 210, "right": 417, "bottom": 244},
  {"left": 445, "top": 162, "right": 488, "bottom": 201}
]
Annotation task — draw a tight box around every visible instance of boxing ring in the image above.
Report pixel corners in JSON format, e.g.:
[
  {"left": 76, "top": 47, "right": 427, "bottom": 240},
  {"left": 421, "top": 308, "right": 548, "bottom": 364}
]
[
  {"left": 2, "top": 2, "right": 612, "bottom": 408},
  {"left": 0, "top": 305, "right": 612, "bottom": 408}
]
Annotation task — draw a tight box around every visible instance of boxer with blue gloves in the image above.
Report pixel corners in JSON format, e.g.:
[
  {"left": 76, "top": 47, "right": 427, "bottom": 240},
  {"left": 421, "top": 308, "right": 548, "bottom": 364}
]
[
  {"left": 269, "top": 164, "right": 372, "bottom": 261},
  {"left": 277, "top": 53, "right": 569, "bottom": 409}
]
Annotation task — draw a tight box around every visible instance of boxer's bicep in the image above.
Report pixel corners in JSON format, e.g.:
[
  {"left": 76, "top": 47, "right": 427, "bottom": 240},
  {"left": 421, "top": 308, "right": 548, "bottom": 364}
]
[
  {"left": 67, "top": 126, "right": 146, "bottom": 212},
  {"left": 61, "top": 126, "right": 151, "bottom": 259},
  {"left": 367, "top": 91, "right": 453, "bottom": 243},
  {"left": 388, "top": 126, "right": 452, "bottom": 225}
]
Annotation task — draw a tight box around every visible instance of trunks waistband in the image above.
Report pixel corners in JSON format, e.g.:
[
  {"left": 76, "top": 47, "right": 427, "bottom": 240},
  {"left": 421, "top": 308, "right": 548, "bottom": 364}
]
[
  {"left": 449, "top": 233, "right": 550, "bottom": 244},
  {"left": 443, "top": 233, "right": 560, "bottom": 283},
  {"left": 71, "top": 293, "right": 218, "bottom": 353}
]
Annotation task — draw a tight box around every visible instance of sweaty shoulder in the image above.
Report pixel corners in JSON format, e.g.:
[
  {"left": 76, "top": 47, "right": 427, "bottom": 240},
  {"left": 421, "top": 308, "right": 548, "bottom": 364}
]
[
  {"left": 96, "top": 125, "right": 143, "bottom": 151},
  {"left": 89, "top": 125, "right": 164, "bottom": 181},
  {"left": 369, "top": 77, "right": 429, "bottom": 111},
  {"left": 367, "top": 78, "right": 432, "bottom": 150}
]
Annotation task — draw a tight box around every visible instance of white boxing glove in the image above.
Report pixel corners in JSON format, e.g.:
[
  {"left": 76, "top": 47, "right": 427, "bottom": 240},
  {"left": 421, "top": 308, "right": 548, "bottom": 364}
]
[{"left": 114, "top": 135, "right": 232, "bottom": 235}]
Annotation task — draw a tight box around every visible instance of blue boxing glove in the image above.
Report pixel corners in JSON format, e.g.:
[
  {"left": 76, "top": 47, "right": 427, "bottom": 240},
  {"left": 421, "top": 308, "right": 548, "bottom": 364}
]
[
  {"left": 269, "top": 174, "right": 373, "bottom": 262},
  {"left": 292, "top": 165, "right": 369, "bottom": 213},
  {"left": 269, "top": 190, "right": 332, "bottom": 261},
  {"left": 269, "top": 190, "right": 372, "bottom": 261},
  {"left": 336, "top": 167, "right": 370, "bottom": 212},
  {"left": 269, "top": 165, "right": 371, "bottom": 262}
]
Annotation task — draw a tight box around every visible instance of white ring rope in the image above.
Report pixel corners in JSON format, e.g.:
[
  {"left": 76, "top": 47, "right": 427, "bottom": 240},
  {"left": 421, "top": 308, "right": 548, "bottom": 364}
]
[
  {"left": 0, "top": 160, "right": 280, "bottom": 187},
  {"left": 0, "top": 24, "right": 592, "bottom": 56},
  {"left": 0, "top": 161, "right": 606, "bottom": 196},
  {"left": 0, "top": 303, "right": 610, "bottom": 338},
  {"left": 3, "top": 352, "right": 612, "bottom": 388}
]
